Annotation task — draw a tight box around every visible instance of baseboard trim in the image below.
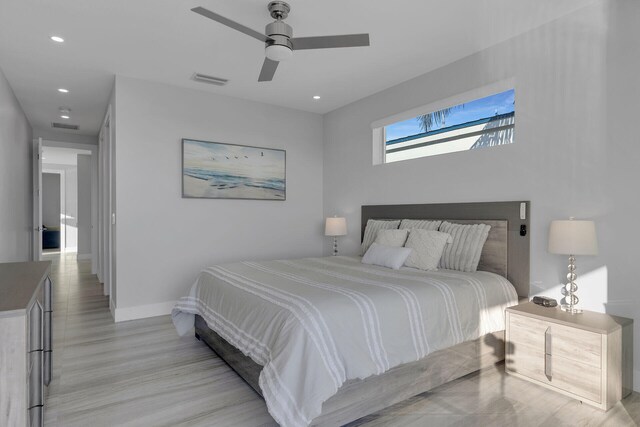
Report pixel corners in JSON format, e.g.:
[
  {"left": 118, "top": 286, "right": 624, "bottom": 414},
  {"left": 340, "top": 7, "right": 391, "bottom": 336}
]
[
  {"left": 76, "top": 253, "right": 92, "bottom": 260},
  {"left": 113, "top": 301, "right": 175, "bottom": 323}
]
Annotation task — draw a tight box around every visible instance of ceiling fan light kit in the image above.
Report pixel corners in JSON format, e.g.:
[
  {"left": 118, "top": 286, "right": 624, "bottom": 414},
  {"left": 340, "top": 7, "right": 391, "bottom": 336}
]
[
  {"left": 265, "top": 44, "right": 292, "bottom": 62},
  {"left": 192, "top": 1, "right": 370, "bottom": 82}
]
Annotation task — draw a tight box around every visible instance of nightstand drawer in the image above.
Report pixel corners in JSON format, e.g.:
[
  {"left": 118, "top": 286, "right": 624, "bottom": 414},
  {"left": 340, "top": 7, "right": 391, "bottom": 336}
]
[
  {"left": 508, "top": 345, "right": 602, "bottom": 403},
  {"left": 508, "top": 312, "right": 602, "bottom": 368}
]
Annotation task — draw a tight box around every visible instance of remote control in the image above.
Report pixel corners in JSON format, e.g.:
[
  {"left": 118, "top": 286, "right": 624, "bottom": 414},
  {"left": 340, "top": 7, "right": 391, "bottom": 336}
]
[{"left": 532, "top": 296, "right": 558, "bottom": 307}]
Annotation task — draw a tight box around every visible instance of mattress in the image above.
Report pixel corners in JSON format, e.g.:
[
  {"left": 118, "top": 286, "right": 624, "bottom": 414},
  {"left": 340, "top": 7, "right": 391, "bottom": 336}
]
[{"left": 172, "top": 256, "right": 518, "bottom": 427}]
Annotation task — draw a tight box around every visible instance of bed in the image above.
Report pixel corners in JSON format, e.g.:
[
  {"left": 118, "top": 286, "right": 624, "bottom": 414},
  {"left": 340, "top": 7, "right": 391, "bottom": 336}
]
[{"left": 172, "top": 201, "right": 531, "bottom": 426}]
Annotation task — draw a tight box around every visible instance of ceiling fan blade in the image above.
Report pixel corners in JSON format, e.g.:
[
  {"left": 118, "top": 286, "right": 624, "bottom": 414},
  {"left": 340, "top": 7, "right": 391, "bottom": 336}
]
[
  {"left": 191, "top": 7, "right": 272, "bottom": 43},
  {"left": 291, "top": 33, "right": 370, "bottom": 50},
  {"left": 258, "top": 58, "right": 279, "bottom": 82}
]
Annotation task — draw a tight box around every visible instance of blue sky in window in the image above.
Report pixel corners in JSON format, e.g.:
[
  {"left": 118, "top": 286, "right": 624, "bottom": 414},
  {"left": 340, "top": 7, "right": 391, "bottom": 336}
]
[{"left": 385, "top": 89, "right": 515, "bottom": 142}]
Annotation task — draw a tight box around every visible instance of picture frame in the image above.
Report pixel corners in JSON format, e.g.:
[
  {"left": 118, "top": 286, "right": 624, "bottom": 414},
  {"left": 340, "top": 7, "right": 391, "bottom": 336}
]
[{"left": 182, "top": 139, "right": 286, "bottom": 201}]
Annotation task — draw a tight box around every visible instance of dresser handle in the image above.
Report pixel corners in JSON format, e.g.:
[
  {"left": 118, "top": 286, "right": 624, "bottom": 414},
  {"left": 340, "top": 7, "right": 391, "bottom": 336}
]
[
  {"left": 43, "top": 277, "right": 53, "bottom": 386},
  {"left": 544, "top": 327, "right": 552, "bottom": 380}
]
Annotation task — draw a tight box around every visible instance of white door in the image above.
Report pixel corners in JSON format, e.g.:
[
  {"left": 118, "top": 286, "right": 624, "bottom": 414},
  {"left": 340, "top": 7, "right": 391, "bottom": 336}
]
[
  {"left": 97, "top": 129, "right": 104, "bottom": 283},
  {"left": 99, "top": 114, "right": 113, "bottom": 301},
  {"left": 32, "top": 138, "right": 43, "bottom": 260}
]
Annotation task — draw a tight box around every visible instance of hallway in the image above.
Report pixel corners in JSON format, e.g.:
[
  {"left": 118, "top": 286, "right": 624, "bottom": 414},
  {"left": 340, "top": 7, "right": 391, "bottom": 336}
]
[
  {"left": 41, "top": 253, "right": 640, "bottom": 426},
  {"left": 43, "top": 252, "right": 274, "bottom": 426}
]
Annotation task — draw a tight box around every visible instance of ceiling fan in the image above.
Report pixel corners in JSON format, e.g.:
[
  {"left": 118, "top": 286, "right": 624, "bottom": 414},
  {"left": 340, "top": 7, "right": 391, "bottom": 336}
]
[{"left": 191, "top": 1, "right": 370, "bottom": 82}]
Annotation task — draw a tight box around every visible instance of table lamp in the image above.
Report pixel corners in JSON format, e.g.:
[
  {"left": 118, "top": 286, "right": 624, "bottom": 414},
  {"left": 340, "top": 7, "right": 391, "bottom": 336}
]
[
  {"left": 548, "top": 218, "right": 598, "bottom": 314},
  {"left": 325, "top": 216, "right": 347, "bottom": 256}
]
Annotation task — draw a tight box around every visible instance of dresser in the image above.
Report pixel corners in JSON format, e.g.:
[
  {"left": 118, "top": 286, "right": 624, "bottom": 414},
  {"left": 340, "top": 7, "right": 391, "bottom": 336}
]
[
  {"left": 0, "top": 262, "right": 53, "bottom": 426},
  {"left": 505, "top": 302, "right": 633, "bottom": 411}
]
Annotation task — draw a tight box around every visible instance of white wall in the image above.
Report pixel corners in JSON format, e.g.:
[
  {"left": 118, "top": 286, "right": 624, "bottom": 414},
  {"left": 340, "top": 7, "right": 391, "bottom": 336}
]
[
  {"left": 0, "top": 66, "right": 32, "bottom": 262},
  {"left": 323, "top": 0, "right": 640, "bottom": 389},
  {"left": 603, "top": 0, "right": 640, "bottom": 389},
  {"left": 77, "top": 154, "right": 92, "bottom": 257},
  {"left": 112, "top": 76, "right": 324, "bottom": 319},
  {"left": 42, "top": 173, "right": 60, "bottom": 228}
]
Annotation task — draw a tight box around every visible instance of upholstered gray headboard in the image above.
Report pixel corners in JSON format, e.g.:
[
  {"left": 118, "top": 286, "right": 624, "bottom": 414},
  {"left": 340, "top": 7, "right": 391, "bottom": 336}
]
[{"left": 361, "top": 201, "right": 530, "bottom": 298}]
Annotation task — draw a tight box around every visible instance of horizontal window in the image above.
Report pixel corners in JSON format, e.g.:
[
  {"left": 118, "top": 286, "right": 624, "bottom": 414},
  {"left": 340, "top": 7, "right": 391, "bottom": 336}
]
[{"left": 381, "top": 89, "right": 515, "bottom": 163}]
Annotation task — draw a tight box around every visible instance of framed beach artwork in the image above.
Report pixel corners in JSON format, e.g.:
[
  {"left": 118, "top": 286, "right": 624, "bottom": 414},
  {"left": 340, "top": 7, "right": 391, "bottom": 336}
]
[{"left": 182, "top": 139, "right": 286, "bottom": 200}]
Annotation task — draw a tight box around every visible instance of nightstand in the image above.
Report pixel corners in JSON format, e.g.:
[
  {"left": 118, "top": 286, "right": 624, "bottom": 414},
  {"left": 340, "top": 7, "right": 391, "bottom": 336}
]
[{"left": 505, "top": 302, "right": 633, "bottom": 411}]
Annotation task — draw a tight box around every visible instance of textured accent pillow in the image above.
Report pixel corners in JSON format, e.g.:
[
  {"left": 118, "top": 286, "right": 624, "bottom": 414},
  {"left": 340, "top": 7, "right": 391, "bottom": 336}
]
[
  {"left": 362, "top": 243, "right": 412, "bottom": 270},
  {"left": 374, "top": 229, "right": 409, "bottom": 247},
  {"left": 360, "top": 220, "right": 401, "bottom": 255},
  {"left": 403, "top": 229, "right": 452, "bottom": 271},
  {"left": 438, "top": 221, "right": 491, "bottom": 272},
  {"left": 399, "top": 219, "right": 441, "bottom": 231}
]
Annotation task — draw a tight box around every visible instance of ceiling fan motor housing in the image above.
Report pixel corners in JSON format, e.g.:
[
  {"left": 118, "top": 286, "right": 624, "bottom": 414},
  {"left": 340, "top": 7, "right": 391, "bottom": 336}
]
[{"left": 265, "top": 20, "right": 292, "bottom": 49}]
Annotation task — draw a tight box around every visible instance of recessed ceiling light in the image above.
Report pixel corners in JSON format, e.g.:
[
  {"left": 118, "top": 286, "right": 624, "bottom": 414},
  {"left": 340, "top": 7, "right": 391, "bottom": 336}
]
[
  {"left": 50, "top": 36, "right": 64, "bottom": 43},
  {"left": 313, "top": 95, "right": 321, "bottom": 100},
  {"left": 58, "top": 88, "right": 69, "bottom": 93},
  {"left": 60, "top": 115, "right": 70, "bottom": 119}
]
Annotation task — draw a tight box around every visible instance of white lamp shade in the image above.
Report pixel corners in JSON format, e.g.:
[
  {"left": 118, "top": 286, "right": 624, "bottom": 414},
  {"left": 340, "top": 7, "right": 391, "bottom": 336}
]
[
  {"left": 548, "top": 219, "right": 598, "bottom": 255},
  {"left": 325, "top": 217, "right": 347, "bottom": 236}
]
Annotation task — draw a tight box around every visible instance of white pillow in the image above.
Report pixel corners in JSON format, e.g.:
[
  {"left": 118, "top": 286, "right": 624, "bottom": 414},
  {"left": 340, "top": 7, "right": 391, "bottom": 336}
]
[
  {"left": 399, "top": 219, "right": 441, "bottom": 231},
  {"left": 438, "top": 221, "right": 491, "bottom": 272},
  {"left": 360, "top": 219, "right": 401, "bottom": 255},
  {"left": 403, "top": 229, "right": 452, "bottom": 271},
  {"left": 374, "top": 229, "right": 409, "bottom": 247},
  {"left": 362, "top": 243, "right": 412, "bottom": 270}
]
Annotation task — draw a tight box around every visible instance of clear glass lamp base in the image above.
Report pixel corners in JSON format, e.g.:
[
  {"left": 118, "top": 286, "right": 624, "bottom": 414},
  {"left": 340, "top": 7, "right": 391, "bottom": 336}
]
[
  {"left": 560, "top": 255, "right": 582, "bottom": 314},
  {"left": 560, "top": 304, "right": 582, "bottom": 314}
]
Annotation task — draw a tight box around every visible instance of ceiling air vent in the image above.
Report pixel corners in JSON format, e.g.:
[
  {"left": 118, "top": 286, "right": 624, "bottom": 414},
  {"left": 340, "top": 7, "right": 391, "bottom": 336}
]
[
  {"left": 51, "top": 122, "right": 80, "bottom": 131},
  {"left": 192, "top": 73, "right": 228, "bottom": 86}
]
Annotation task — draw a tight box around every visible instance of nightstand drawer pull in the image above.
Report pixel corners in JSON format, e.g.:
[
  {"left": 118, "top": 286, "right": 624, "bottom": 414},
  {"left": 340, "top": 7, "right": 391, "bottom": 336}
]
[
  {"left": 545, "top": 327, "right": 551, "bottom": 355},
  {"left": 545, "top": 353, "right": 552, "bottom": 379},
  {"left": 545, "top": 327, "right": 552, "bottom": 379}
]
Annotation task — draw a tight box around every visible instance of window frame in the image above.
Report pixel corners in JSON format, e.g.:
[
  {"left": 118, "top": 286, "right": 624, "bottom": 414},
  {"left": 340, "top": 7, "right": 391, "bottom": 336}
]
[{"left": 371, "top": 79, "right": 515, "bottom": 165}]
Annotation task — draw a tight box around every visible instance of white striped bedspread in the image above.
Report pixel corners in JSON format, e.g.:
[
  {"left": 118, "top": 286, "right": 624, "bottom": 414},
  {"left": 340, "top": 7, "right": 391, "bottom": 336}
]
[{"left": 171, "top": 256, "right": 518, "bottom": 427}]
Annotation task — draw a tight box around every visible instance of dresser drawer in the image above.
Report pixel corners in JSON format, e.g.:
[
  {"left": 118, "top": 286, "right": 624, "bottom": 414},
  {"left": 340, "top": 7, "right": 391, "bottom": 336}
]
[{"left": 508, "top": 312, "right": 602, "bottom": 368}]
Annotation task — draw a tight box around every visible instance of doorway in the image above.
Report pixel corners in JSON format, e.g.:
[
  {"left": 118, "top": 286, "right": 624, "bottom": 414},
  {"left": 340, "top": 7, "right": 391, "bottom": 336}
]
[
  {"left": 33, "top": 141, "right": 98, "bottom": 269},
  {"left": 41, "top": 171, "right": 63, "bottom": 253},
  {"left": 41, "top": 146, "right": 91, "bottom": 255},
  {"left": 97, "top": 110, "right": 115, "bottom": 309}
]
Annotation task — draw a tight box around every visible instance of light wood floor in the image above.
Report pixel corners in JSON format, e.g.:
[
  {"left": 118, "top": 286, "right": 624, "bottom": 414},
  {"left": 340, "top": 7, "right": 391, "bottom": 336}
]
[{"left": 43, "top": 252, "right": 640, "bottom": 426}]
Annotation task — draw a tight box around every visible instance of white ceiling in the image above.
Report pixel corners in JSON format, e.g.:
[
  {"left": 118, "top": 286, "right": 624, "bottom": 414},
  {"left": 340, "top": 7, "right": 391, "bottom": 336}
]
[
  {"left": 0, "top": 0, "right": 593, "bottom": 136},
  {"left": 42, "top": 146, "right": 91, "bottom": 166}
]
